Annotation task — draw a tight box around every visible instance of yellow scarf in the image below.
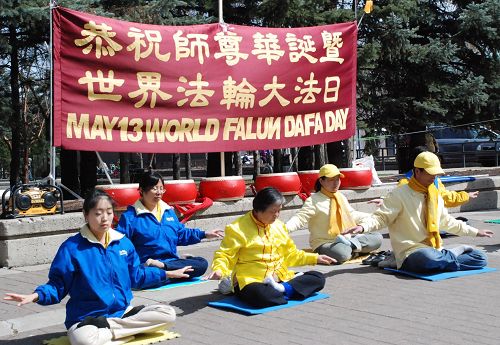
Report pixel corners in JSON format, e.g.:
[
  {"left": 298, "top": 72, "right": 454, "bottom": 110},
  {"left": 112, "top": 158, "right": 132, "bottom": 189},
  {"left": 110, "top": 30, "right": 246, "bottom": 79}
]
[
  {"left": 407, "top": 176, "right": 442, "bottom": 249},
  {"left": 155, "top": 203, "right": 162, "bottom": 222},
  {"left": 320, "top": 187, "right": 356, "bottom": 237},
  {"left": 103, "top": 231, "right": 111, "bottom": 248}
]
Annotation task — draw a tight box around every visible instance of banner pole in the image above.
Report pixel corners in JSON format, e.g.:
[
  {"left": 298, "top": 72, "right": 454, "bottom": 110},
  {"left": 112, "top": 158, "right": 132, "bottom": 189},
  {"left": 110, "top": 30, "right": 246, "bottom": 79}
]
[
  {"left": 219, "top": 0, "right": 224, "bottom": 24},
  {"left": 220, "top": 152, "right": 225, "bottom": 176},
  {"left": 48, "top": 1, "right": 82, "bottom": 200},
  {"left": 49, "top": 0, "right": 56, "bottom": 185},
  {"left": 354, "top": 0, "right": 358, "bottom": 22},
  {"left": 218, "top": 0, "right": 226, "bottom": 177}
]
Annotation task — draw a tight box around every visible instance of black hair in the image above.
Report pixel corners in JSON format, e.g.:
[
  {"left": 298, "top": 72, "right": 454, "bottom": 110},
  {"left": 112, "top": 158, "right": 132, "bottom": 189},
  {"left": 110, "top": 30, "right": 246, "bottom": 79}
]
[
  {"left": 252, "top": 187, "right": 285, "bottom": 212},
  {"left": 410, "top": 146, "right": 429, "bottom": 167},
  {"left": 82, "top": 189, "right": 115, "bottom": 215},
  {"left": 138, "top": 170, "right": 164, "bottom": 192},
  {"left": 314, "top": 177, "right": 327, "bottom": 192}
]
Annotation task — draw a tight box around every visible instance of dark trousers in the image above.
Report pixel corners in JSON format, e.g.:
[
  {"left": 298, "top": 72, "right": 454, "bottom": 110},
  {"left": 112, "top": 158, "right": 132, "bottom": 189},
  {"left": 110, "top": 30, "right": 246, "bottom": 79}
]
[
  {"left": 164, "top": 256, "right": 208, "bottom": 278},
  {"left": 236, "top": 271, "right": 325, "bottom": 309},
  {"left": 401, "top": 248, "right": 487, "bottom": 273},
  {"left": 141, "top": 256, "right": 209, "bottom": 289}
]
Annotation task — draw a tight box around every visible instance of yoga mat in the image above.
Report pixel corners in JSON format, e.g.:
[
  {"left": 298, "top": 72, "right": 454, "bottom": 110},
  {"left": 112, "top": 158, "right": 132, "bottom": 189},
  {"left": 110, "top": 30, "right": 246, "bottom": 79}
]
[
  {"left": 345, "top": 253, "right": 371, "bottom": 264},
  {"left": 43, "top": 330, "right": 180, "bottom": 345},
  {"left": 208, "top": 292, "right": 329, "bottom": 315},
  {"left": 384, "top": 267, "right": 496, "bottom": 281},
  {"left": 485, "top": 219, "right": 500, "bottom": 224},
  {"left": 140, "top": 277, "right": 208, "bottom": 291},
  {"left": 440, "top": 176, "right": 476, "bottom": 183}
]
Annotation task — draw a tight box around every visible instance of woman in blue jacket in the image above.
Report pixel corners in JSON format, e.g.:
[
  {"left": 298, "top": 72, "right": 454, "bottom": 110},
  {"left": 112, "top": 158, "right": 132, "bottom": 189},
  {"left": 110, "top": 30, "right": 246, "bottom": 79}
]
[
  {"left": 4, "top": 189, "right": 177, "bottom": 345},
  {"left": 117, "top": 171, "right": 223, "bottom": 287}
]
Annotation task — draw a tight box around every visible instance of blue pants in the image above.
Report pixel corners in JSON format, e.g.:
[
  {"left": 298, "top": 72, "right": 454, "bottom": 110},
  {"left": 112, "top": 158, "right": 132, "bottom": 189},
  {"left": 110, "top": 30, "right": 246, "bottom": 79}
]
[
  {"left": 164, "top": 256, "right": 208, "bottom": 278},
  {"left": 400, "top": 248, "right": 487, "bottom": 274}
]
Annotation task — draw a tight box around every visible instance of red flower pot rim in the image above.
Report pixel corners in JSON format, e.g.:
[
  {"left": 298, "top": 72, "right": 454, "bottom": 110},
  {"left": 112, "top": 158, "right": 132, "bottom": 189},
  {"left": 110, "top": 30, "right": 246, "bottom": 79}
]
[
  {"left": 200, "top": 176, "right": 244, "bottom": 181},
  {"left": 95, "top": 183, "right": 139, "bottom": 189},
  {"left": 339, "top": 167, "right": 371, "bottom": 172},
  {"left": 164, "top": 179, "right": 196, "bottom": 184},
  {"left": 256, "top": 172, "right": 299, "bottom": 177},
  {"left": 297, "top": 170, "right": 320, "bottom": 174}
]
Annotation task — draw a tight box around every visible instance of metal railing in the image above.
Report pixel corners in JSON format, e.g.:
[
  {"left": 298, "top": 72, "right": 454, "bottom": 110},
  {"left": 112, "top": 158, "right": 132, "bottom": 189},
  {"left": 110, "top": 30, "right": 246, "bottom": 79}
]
[{"left": 355, "top": 142, "right": 500, "bottom": 170}]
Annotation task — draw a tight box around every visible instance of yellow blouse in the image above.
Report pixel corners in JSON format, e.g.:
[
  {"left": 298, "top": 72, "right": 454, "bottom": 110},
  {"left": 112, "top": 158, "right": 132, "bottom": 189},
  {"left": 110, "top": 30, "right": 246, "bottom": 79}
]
[{"left": 211, "top": 211, "right": 318, "bottom": 289}]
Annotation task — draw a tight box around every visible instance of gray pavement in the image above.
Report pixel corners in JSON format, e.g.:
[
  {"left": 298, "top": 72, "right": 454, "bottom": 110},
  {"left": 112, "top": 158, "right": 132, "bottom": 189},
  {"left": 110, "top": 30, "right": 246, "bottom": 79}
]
[{"left": 0, "top": 210, "right": 499, "bottom": 345}]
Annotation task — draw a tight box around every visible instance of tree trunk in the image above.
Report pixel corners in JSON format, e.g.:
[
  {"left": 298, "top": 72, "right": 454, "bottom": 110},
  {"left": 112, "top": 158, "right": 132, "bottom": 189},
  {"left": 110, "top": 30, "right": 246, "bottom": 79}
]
[
  {"left": 172, "top": 153, "right": 180, "bottom": 180},
  {"left": 22, "top": 147, "right": 29, "bottom": 183},
  {"left": 272, "top": 149, "right": 282, "bottom": 173},
  {"left": 290, "top": 147, "right": 298, "bottom": 171},
  {"left": 298, "top": 146, "right": 314, "bottom": 170},
  {"left": 80, "top": 151, "right": 97, "bottom": 198},
  {"left": 327, "top": 141, "right": 345, "bottom": 167},
  {"left": 206, "top": 152, "right": 233, "bottom": 177},
  {"left": 314, "top": 144, "right": 326, "bottom": 169},
  {"left": 8, "top": 24, "right": 21, "bottom": 187},
  {"left": 60, "top": 148, "right": 79, "bottom": 199},
  {"left": 398, "top": 130, "right": 438, "bottom": 173},
  {"left": 234, "top": 152, "right": 242, "bottom": 176},
  {"left": 253, "top": 150, "right": 260, "bottom": 180},
  {"left": 345, "top": 138, "right": 354, "bottom": 168},
  {"left": 184, "top": 154, "right": 192, "bottom": 179},
  {"left": 119, "top": 152, "right": 130, "bottom": 183}
]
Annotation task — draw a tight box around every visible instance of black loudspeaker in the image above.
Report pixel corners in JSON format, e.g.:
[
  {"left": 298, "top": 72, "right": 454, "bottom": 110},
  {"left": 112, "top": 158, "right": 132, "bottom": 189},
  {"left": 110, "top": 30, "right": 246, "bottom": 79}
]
[{"left": 1, "top": 183, "right": 64, "bottom": 219}]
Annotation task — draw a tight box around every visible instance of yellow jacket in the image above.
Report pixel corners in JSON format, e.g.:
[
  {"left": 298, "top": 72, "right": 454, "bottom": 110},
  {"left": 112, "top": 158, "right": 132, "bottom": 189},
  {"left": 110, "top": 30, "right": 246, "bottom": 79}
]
[
  {"left": 211, "top": 211, "right": 318, "bottom": 289},
  {"left": 359, "top": 184, "right": 478, "bottom": 269},
  {"left": 398, "top": 177, "right": 469, "bottom": 207}
]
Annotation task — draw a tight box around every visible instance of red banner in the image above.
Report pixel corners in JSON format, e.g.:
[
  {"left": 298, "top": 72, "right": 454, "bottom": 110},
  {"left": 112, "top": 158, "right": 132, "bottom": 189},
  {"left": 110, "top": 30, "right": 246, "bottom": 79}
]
[{"left": 53, "top": 7, "right": 357, "bottom": 153}]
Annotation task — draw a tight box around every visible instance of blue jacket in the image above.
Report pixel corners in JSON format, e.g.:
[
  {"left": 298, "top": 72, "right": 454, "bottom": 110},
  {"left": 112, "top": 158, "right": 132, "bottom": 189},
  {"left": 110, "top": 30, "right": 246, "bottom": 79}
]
[
  {"left": 35, "top": 226, "right": 166, "bottom": 329},
  {"left": 116, "top": 200, "right": 206, "bottom": 265}
]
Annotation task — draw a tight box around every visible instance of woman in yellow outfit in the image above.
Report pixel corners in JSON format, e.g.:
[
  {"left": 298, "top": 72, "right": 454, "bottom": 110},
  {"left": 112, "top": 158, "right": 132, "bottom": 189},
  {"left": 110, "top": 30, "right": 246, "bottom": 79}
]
[{"left": 206, "top": 187, "right": 335, "bottom": 308}]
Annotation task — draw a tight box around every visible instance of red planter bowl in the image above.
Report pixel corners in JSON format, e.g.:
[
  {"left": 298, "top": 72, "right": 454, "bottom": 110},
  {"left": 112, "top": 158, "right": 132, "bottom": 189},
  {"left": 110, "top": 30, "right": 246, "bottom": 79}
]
[
  {"left": 339, "top": 167, "right": 372, "bottom": 190},
  {"left": 199, "top": 176, "right": 246, "bottom": 201},
  {"left": 254, "top": 172, "right": 301, "bottom": 196},
  {"left": 95, "top": 183, "right": 140, "bottom": 208},
  {"left": 298, "top": 170, "right": 320, "bottom": 193},
  {"left": 162, "top": 180, "right": 198, "bottom": 205}
]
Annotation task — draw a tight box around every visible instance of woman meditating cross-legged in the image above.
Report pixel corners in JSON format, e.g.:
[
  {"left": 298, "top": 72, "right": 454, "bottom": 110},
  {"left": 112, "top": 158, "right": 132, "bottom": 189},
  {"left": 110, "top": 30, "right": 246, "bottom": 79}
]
[
  {"left": 286, "top": 164, "right": 383, "bottom": 264},
  {"left": 117, "top": 171, "right": 223, "bottom": 288},
  {"left": 206, "top": 187, "right": 335, "bottom": 308},
  {"left": 4, "top": 190, "right": 175, "bottom": 345}
]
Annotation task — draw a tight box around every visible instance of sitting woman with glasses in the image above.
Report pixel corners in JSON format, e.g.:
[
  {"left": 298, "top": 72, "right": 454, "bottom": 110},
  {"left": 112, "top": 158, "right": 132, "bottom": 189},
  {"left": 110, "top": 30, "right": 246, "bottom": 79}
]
[
  {"left": 116, "top": 171, "right": 223, "bottom": 288},
  {"left": 206, "top": 187, "right": 334, "bottom": 308}
]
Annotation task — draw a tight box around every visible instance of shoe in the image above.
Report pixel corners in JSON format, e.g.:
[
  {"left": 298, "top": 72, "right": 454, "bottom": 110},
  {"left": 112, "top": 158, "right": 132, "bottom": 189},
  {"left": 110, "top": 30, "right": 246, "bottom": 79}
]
[
  {"left": 218, "top": 276, "right": 233, "bottom": 295},
  {"left": 377, "top": 253, "right": 396, "bottom": 269},
  {"left": 361, "top": 251, "right": 388, "bottom": 266}
]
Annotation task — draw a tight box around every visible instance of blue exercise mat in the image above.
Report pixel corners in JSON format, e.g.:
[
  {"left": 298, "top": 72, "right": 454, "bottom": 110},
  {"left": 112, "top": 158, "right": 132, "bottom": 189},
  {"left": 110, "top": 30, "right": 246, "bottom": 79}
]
[
  {"left": 208, "top": 292, "right": 329, "bottom": 315},
  {"left": 440, "top": 176, "right": 476, "bottom": 183},
  {"left": 384, "top": 267, "right": 496, "bottom": 281},
  {"left": 140, "top": 277, "right": 209, "bottom": 291}
]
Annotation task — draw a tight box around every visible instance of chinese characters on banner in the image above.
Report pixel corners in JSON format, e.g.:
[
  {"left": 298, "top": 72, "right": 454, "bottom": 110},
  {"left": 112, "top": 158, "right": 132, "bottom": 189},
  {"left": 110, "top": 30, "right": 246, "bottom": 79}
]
[{"left": 52, "top": 7, "right": 357, "bottom": 153}]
